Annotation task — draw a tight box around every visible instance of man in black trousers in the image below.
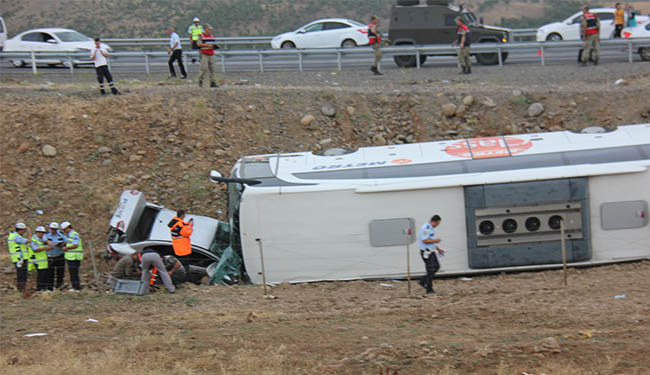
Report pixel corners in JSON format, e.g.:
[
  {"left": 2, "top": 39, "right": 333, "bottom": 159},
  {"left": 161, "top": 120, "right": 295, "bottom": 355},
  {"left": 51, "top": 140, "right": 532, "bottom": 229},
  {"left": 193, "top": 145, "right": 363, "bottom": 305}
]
[
  {"left": 90, "top": 37, "right": 120, "bottom": 95},
  {"left": 418, "top": 215, "right": 445, "bottom": 295},
  {"left": 167, "top": 27, "right": 187, "bottom": 79}
]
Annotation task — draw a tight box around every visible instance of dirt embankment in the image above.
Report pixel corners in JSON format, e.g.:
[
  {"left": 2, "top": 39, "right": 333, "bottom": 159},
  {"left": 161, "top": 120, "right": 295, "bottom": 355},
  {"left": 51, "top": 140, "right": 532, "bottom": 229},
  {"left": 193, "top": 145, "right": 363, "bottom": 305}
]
[
  {"left": 1, "top": 66, "right": 650, "bottom": 273},
  {"left": 1, "top": 64, "right": 650, "bottom": 374}
]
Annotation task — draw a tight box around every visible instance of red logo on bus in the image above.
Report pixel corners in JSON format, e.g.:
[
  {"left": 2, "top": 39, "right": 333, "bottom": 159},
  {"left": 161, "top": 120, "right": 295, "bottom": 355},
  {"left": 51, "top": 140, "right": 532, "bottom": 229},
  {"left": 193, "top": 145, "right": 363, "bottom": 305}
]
[
  {"left": 445, "top": 137, "right": 533, "bottom": 159},
  {"left": 392, "top": 159, "right": 412, "bottom": 165}
]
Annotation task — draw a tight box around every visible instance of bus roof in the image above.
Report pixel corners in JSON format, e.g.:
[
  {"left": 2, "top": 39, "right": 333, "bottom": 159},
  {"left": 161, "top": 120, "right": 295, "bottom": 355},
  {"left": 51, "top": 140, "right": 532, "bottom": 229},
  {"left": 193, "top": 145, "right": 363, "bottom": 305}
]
[{"left": 236, "top": 124, "right": 650, "bottom": 187}]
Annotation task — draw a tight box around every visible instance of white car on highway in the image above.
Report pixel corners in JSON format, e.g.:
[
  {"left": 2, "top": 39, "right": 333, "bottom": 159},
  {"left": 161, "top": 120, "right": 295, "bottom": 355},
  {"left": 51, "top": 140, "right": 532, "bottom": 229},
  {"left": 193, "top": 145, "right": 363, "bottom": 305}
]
[
  {"left": 536, "top": 8, "right": 648, "bottom": 42},
  {"left": 0, "top": 17, "right": 7, "bottom": 51},
  {"left": 623, "top": 23, "right": 650, "bottom": 61},
  {"left": 3, "top": 28, "right": 110, "bottom": 67},
  {"left": 271, "top": 18, "right": 369, "bottom": 49}
]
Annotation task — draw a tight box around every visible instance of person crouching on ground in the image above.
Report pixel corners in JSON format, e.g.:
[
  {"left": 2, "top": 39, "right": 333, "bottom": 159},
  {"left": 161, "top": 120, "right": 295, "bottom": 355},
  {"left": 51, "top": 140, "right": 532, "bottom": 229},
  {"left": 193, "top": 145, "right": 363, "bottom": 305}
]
[{"left": 140, "top": 249, "right": 175, "bottom": 293}]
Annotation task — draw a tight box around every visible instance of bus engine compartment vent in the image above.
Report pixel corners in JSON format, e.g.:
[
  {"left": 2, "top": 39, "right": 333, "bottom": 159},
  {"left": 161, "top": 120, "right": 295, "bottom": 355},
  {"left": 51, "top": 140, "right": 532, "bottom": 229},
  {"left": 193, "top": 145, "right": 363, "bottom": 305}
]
[{"left": 464, "top": 178, "right": 592, "bottom": 269}]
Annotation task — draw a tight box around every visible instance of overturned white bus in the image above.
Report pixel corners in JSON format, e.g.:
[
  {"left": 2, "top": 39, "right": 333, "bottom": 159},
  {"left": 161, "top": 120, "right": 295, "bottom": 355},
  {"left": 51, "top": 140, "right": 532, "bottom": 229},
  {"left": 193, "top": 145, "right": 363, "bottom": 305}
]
[{"left": 210, "top": 124, "right": 650, "bottom": 284}]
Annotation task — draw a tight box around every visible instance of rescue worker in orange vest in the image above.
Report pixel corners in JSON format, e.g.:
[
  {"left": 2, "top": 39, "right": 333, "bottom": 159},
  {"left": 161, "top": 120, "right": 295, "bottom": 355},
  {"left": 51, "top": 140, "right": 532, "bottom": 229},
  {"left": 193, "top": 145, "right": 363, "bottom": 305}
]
[
  {"left": 368, "top": 15, "right": 383, "bottom": 76},
  {"left": 168, "top": 210, "right": 193, "bottom": 257},
  {"left": 581, "top": 7, "right": 600, "bottom": 66},
  {"left": 451, "top": 17, "right": 472, "bottom": 74}
]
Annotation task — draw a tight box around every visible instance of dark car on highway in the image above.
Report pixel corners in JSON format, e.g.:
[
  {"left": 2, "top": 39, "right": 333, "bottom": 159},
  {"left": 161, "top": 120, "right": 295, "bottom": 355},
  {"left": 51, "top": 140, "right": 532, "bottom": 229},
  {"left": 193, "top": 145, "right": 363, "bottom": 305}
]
[{"left": 389, "top": 0, "right": 511, "bottom": 67}]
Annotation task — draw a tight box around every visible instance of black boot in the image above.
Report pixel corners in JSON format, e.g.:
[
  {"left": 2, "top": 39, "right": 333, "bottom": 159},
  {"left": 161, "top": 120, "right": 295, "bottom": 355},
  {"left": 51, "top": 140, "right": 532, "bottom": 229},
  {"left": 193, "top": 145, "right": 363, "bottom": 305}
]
[
  {"left": 198, "top": 81, "right": 203, "bottom": 88},
  {"left": 210, "top": 82, "right": 219, "bottom": 88},
  {"left": 593, "top": 58, "right": 599, "bottom": 66},
  {"left": 111, "top": 87, "right": 121, "bottom": 95},
  {"left": 459, "top": 66, "right": 466, "bottom": 75},
  {"left": 370, "top": 66, "right": 377, "bottom": 73},
  {"left": 373, "top": 69, "right": 383, "bottom": 76},
  {"left": 466, "top": 66, "right": 472, "bottom": 74},
  {"left": 100, "top": 89, "right": 106, "bottom": 95}
]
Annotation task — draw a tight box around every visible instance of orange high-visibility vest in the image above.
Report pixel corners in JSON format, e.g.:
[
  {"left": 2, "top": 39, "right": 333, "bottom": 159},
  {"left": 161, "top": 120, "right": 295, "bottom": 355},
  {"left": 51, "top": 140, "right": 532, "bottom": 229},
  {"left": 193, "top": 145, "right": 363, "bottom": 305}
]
[{"left": 169, "top": 217, "right": 193, "bottom": 256}]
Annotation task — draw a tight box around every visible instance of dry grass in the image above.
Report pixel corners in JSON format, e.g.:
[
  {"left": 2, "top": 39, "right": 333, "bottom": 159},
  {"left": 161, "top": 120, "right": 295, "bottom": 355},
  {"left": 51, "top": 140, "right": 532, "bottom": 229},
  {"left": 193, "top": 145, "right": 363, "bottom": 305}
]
[{"left": 2, "top": 262, "right": 650, "bottom": 374}]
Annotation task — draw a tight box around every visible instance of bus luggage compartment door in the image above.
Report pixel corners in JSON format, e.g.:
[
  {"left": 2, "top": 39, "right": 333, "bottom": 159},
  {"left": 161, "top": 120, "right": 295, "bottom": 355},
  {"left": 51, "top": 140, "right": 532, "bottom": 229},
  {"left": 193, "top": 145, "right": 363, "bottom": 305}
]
[{"left": 465, "top": 178, "right": 592, "bottom": 268}]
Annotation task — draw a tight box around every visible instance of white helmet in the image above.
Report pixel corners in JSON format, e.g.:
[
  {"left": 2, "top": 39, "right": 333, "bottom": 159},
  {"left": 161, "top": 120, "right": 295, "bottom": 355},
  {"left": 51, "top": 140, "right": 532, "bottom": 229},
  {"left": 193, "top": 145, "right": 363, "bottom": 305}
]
[
  {"left": 35, "top": 226, "right": 47, "bottom": 233},
  {"left": 49, "top": 222, "right": 59, "bottom": 229},
  {"left": 193, "top": 17, "right": 200, "bottom": 22},
  {"left": 15, "top": 222, "right": 27, "bottom": 229},
  {"left": 60, "top": 221, "right": 71, "bottom": 229}
]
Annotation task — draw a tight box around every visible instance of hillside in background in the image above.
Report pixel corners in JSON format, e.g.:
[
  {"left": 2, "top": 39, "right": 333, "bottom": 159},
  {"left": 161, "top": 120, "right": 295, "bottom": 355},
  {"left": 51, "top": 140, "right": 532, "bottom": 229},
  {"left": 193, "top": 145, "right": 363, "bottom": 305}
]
[{"left": 1, "top": 0, "right": 649, "bottom": 38}]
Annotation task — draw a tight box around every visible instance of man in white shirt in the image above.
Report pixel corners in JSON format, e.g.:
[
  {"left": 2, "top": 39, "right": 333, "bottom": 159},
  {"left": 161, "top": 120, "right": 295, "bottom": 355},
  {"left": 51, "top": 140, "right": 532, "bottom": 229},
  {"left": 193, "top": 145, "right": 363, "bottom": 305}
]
[
  {"left": 417, "top": 215, "right": 445, "bottom": 295},
  {"left": 90, "top": 37, "right": 120, "bottom": 95},
  {"left": 168, "top": 27, "right": 187, "bottom": 79}
]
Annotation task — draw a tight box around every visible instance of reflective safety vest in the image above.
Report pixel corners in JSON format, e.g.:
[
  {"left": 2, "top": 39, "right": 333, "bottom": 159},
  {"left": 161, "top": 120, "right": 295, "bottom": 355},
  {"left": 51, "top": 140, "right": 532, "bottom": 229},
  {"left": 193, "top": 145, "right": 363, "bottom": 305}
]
[
  {"left": 64, "top": 230, "right": 84, "bottom": 261},
  {"left": 584, "top": 12, "right": 599, "bottom": 35},
  {"left": 189, "top": 24, "right": 203, "bottom": 41},
  {"left": 168, "top": 217, "right": 193, "bottom": 256},
  {"left": 168, "top": 217, "right": 194, "bottom": 257},
  {"left": 30, "top": 235, "right": 49, "bottom": 270},
  {"left": 8, "top": 232, "right": 28, "bottom": 264},
  {"left": 368, "top": 21, "right": 381, "bottom": 44},
  {"left": 457, "top": 24, "right": 471, "bottom": 47}
]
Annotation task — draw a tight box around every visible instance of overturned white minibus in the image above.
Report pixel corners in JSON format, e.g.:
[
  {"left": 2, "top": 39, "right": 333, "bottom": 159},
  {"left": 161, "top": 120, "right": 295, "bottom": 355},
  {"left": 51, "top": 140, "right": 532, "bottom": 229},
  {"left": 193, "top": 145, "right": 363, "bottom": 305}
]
[{"left": 211, "top": 124, "right": 650, "bottom": 284}]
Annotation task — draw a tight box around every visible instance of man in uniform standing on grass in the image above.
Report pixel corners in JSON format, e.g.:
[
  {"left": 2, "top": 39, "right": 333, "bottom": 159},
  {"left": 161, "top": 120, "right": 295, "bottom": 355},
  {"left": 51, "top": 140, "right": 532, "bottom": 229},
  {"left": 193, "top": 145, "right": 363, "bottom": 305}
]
[
  {"left": 197, "top": 24, "right": 218, "bottom": 88},
  {"left": 61, "top": 221, "right": 83, "bottom": 291},
  {"left": 451, "top": 17, "right": 471, "bottom": 74},
  {"left": 91, "top": 37, "right": 121, "bottom": 95},
  {"left": 581, "top": 6, "right": 600, "bottom": 66},
  {"left": 168, "top": 27, "right": 187, "bottom": 79},
  {"left": 418, "top": 215, "right": 445, "bottom": 295},
  {"left": 7, "top": 222, "right": 32, "bottom": 293}
]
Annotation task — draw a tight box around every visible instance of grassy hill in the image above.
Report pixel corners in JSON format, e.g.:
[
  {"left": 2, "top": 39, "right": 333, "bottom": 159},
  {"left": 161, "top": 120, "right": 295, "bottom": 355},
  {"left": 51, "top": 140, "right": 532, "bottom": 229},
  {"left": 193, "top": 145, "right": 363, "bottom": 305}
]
[{"left": 1, "top": 0, "right": 650, "bottom": 39}]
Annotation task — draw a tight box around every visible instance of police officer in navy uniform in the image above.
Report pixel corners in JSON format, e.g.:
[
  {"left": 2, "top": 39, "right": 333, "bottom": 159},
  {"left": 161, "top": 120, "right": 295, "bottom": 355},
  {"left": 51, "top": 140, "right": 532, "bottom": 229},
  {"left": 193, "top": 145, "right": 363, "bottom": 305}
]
[{"left": 418, "top": 215, "right": 445, "bottom": 295}]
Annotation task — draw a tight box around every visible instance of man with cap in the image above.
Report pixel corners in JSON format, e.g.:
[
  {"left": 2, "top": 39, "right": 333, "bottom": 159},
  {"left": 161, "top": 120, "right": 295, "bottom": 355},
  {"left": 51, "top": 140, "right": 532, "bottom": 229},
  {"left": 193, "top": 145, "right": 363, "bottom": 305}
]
[
  {"left": 30, "top": 226, "right": 53, "bottom": 291},
  {"left": 61, "top": 221, "right": 83, "bottom": 291},
  {"left": 7, "top": 222, "right": 32, "bottom": 292},
  {"left": 197, "top": 24, "right": 219, "bottom": 88},
  {"left": 45, "top": 222, "right": 67, "bottom": 290},
  {"left": 188, "top": 17, "right": 204, "bottom": 63}
]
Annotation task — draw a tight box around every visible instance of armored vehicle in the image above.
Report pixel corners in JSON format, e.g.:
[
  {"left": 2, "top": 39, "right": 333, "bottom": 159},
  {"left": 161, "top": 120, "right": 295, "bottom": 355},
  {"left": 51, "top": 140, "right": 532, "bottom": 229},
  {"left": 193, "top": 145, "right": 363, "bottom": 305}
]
[{"left": 389, "top": 0, "right": 511, "bottom": 67}]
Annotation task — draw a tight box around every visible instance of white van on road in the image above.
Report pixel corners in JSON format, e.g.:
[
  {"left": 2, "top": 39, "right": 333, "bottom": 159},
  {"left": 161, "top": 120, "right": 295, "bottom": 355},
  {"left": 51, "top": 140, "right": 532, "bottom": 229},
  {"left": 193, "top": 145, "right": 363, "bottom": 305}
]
[{"left": 0, "top": 17, "right": 7, "bottom": 50}]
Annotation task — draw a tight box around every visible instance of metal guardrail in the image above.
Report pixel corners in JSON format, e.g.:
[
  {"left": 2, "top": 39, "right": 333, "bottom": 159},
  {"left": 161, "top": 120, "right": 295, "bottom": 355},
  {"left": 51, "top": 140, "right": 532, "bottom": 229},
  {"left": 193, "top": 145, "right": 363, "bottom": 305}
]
[
  {"left": 1, "top": 38, "right": 649, "bottom": 74},
  {"left": 102, "top": 28, "right": 537, "bottom": 48},
  {"left": 103, "top": 36, "right": 273, "bottom": 48}
]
